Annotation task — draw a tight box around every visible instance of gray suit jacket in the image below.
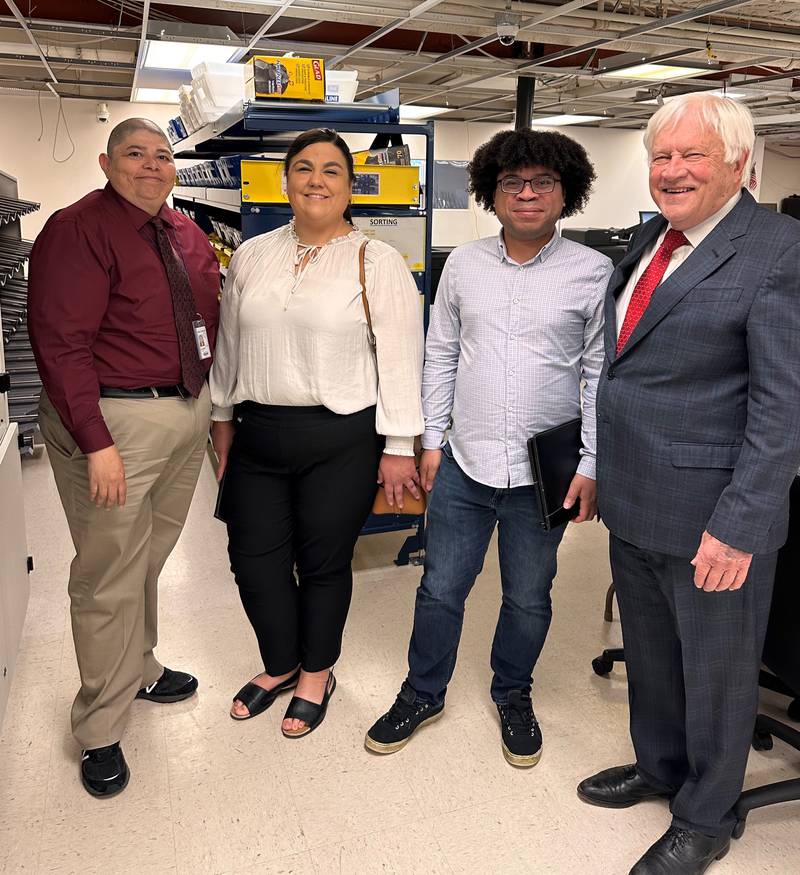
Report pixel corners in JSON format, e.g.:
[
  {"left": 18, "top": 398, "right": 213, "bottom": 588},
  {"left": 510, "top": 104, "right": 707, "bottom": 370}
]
[{"left": 596, "top": 191, "right": 800, "bottom": 557}]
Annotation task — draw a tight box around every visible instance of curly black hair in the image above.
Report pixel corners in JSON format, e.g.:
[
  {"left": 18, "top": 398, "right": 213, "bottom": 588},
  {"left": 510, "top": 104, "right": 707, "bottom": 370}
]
[{"left": 468, "top": 128, "right": 596, "bottom": 218}]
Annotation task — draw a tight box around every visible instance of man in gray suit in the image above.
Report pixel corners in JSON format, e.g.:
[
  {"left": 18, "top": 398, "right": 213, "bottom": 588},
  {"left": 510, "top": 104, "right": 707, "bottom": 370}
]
[{"left": 578, "top": 93, "right": 800, "bottom": 873}]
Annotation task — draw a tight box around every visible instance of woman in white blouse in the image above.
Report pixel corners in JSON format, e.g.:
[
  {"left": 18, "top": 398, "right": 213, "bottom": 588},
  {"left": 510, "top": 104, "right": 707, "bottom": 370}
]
[{"left": 210, "top": 128, "right": 424, "bottom": 737}]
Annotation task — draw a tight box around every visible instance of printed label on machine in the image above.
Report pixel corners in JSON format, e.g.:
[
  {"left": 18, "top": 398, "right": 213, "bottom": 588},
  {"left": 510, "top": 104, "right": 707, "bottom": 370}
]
[
  {"left": 352, "top": 173, "right": 381, "bottom": 197},
  {"left": 352, "top": 216, "right": 426, "bottom": 272}
]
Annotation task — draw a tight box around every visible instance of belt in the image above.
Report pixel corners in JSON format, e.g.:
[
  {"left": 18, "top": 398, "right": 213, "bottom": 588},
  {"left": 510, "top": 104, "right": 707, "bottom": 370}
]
[{"left": 99, "top": 385, "right": 190, "bottom": 399}]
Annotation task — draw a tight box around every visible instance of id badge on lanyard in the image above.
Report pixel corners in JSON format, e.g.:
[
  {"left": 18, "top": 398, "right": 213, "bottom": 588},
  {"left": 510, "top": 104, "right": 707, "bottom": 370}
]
[{"left": 192, "top": 317, "right": 212, "bottom": 360}]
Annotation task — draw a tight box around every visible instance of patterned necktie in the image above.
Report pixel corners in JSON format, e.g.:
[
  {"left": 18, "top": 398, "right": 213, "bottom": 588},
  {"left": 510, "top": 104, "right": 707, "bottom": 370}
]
[
  {"left": 150, "top": 217, "right": 205, "bottom": 397},
  {"left": 616, "top": 228, "right": 689, "bottom": 355}
]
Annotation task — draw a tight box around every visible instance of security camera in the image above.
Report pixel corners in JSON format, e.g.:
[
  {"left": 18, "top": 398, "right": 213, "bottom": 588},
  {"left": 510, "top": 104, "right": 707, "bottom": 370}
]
[
  {"left": 96, "top": 102, "right": 110, "bottom": 124},
  {"left": 496, "top": 11, "right": 520, "bottom": 47}
]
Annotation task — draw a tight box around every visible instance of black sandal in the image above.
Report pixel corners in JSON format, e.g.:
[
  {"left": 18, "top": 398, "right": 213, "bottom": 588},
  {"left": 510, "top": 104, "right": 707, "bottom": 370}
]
[
  {"left": 281, "top": 672, "right": 337, "bottom": 738},
  {"left": 230, "top": 668, "right": 301, "bottom": 721}
]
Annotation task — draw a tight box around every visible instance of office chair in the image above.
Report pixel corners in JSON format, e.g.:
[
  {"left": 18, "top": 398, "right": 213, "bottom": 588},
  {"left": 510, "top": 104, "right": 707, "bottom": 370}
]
[
  {"left": 591, "top": 583, "right": 624, "bottom": 676},
  {"left": 733, "top": 476, "right": 800, "bottom": 839}
]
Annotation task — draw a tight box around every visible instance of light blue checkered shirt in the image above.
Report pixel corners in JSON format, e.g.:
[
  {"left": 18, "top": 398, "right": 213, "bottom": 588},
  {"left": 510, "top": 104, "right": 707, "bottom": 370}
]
[{"left": 422, "top": 231, "right": 613, "bottom": 488}]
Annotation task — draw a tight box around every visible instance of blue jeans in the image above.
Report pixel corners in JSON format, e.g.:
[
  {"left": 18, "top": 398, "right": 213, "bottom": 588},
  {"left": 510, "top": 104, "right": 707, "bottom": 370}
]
[{"left": 407, "top": 443, "right": 567, "bottom": 706}]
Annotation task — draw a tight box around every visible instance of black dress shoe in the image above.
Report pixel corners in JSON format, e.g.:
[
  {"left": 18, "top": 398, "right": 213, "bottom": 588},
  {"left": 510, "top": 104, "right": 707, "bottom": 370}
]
[
  {"left": 630, "top": 826, "right": 731, "bottom": 874},
  {"left": 81, "top": 742, "right": 129, "bottom": 798},
  {"left": 136, "top": 667, "right": 198, "bottom": 703},
  {"left": 578, "top": 764, "right": 672, "bottom": 808}
]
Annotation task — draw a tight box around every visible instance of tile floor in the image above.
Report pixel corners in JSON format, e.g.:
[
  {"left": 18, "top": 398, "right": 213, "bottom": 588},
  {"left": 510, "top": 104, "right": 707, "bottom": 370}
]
[{"left": 1, "top": 451, "right": 798, "bottom": 874}]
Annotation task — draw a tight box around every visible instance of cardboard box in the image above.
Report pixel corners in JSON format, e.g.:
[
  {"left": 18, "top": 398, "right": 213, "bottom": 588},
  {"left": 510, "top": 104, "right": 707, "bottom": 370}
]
[{"left": 245, "top": 56, "right": 325, "bottom": 101}]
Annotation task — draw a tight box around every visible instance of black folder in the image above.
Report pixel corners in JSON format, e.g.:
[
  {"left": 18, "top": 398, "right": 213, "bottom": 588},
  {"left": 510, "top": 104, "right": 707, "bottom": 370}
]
[{"left": 527, "top": 417, "right": 583, "bottom": 531}]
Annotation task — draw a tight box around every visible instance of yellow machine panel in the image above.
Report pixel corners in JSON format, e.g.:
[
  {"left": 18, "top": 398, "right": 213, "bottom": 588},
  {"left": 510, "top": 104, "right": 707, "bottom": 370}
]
[{"left": 241, "top": 159, "right": 420, "bottom": 206}]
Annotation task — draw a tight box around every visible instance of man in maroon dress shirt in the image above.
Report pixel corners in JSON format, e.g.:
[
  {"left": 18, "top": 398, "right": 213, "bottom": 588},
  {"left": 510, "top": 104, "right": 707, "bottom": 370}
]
[{"left": 28, "top": 118, "right": 220, "bottom": 797}]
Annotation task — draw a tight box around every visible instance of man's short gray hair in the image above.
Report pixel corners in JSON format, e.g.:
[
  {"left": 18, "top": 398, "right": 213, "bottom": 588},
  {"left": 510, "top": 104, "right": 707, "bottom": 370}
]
[
  {"left": 106, "top": 118, "right": 172, "bottom": 156},
  {"left": 643, "top": 93, "right": 755, "bottom": 186}
]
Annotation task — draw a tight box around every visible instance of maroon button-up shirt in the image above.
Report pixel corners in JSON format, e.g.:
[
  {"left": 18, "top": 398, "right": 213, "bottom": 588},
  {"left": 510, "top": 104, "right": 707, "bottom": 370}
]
[{"left": 28, "top": 183, "right": 220, "bottom": 453}]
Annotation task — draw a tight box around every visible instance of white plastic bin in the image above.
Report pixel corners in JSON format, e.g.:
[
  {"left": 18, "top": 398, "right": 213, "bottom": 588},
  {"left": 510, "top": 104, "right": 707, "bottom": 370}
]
[
  {"left": 325, "top": 69, "right": 358, "bottom": 103},
  {"left": 191, "top": 61, "right": 245, "bottom": 107}
]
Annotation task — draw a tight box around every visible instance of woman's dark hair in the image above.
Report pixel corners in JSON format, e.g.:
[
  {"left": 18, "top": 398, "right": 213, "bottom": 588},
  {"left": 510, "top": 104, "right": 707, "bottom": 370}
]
[
  {"left": 285, "top": 127, "right": 355, "bottom": 224},
  {"left": 468, "top": 128, "right": 596, "bottom": 218}
]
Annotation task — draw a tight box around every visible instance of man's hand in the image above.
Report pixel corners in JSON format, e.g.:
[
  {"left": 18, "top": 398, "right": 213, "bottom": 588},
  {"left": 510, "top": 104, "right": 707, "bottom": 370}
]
[
  {"left": 690, "top": 531, "right": 753, "bottom": 592},
  {"left": 211, "top": 420, "right": 235, "bottom": 482},
  {"left": 377, "top": 453, "right": 421, "bottom": 511},
  {"left": 419, "top": 449, "right": 442, "bottom": 493},
  {"left": 563, "top": 473, "right": 597, "bottom": 523},
  {"left": 87, "top": 445, "right": 126, "bottom": 509}
]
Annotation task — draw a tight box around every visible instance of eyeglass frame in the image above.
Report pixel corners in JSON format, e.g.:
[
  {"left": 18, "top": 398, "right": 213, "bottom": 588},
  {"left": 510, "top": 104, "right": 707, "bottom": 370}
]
[{"left": 496, "top": 174, "right": 562, "bottom": 195}]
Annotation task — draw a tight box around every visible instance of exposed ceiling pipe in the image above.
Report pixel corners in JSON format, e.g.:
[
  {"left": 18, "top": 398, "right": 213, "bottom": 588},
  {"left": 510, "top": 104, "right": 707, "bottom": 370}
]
[
  {"left": 129, "top": 0, "right": 151, "bottom": 100},
  {"left": 4, "top": 0, "right": 59, "bottom": 95}
]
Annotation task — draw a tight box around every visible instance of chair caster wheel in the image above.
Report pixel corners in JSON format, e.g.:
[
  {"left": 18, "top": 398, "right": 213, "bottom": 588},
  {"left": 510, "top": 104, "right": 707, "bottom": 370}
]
[
  {"left": 788, "top": 698, "right": 800, "bottom": 723},
  {"left": 752, "top": 730, "right": 773, "bottom": 751},
  {"left": 732, "top": 820, "right": 746, "bottom": 840},
  {"left": 592, "top": 656, "right": 613, "bottom": 676}
]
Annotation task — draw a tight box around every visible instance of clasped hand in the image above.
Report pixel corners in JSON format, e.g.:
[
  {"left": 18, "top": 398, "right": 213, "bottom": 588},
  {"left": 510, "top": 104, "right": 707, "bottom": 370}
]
[
  {"left": 690, "top": 531, "right": 753, "bottom": 591},
  {"left": 377, "top": 453, "right": 421, "bottom": 511}
]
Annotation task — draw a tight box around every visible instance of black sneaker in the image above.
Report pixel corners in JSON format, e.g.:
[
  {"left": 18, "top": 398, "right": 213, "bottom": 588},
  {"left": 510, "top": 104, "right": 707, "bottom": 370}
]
[
  {"left": 496, "top": 689, "right": 542, "bottom": 768},
  {"left": 365, "top": 681, "right": 443, "bottom": 754},
  {"left": 81, "top": 742, "right": 130, "bottom": 798},
  {"left": 136, "top": 666, "right": 198, "bottom": 703}
]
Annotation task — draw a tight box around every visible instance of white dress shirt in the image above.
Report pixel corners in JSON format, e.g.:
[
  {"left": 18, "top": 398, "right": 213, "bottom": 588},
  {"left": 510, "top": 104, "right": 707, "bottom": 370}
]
[
  {"left": 210, "top": 221, "right": 424, "bottom": 456},
  {"left": 616, "top": 192, "right": 742, "bottom": 339},
  {"left": 422, "top": 231, "right": 613, "bottom": 488}
]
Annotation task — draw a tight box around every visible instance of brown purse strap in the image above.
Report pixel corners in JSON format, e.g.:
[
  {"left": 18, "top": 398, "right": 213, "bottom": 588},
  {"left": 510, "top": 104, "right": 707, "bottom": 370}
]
[{"left": 358, "top": 239, "right": 376, "bottom": 347}]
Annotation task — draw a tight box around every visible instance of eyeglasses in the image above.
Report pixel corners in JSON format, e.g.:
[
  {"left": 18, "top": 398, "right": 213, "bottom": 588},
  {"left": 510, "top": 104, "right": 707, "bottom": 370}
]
[{"left": 498, "top": 175, "right": 561, "bottom": 194}]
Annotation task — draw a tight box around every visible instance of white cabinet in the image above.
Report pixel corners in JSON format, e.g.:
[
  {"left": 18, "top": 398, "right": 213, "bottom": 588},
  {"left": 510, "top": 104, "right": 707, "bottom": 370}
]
[{"left": 0, "top": 422, "right": 30, "bottom": 727}]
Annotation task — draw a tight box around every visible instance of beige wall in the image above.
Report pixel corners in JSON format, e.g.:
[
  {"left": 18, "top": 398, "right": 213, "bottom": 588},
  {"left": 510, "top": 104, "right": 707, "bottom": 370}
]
[
  {"left": 0, "top": 94, "right": 177, "bottom": 239},
  {"left": 758, "top": 147, "right": 800, "bottom": 209}
]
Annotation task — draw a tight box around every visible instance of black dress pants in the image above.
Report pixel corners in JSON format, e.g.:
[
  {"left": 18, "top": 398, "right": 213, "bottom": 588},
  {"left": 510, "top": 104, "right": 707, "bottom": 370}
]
[
  {"left": 221, "top": 403, "right": 384, "bottom": 674},
  {"left": 610, "top": 534, "right": 777, "bottom": 837}
]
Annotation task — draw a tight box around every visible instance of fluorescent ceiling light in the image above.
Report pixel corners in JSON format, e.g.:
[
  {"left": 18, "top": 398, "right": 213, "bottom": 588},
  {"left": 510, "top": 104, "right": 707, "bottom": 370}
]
[
  {"left": 531, "top": 114, "right": 604, "bottom": 126},
  {"left": 601, "top": 62, "right": 718, "bottom": 81},
  {"left": 143, "top": 41, "right": 235, "bottom": 71},
  {"left": 400, "top": 104, "right": 450, "bottom": 119},
  {"left": 132, "top": 87, "right": 180, "bottom": 104}
]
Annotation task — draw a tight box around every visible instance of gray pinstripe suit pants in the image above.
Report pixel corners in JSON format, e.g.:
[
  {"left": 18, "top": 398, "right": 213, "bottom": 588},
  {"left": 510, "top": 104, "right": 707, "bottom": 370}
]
[{"left": 610, "top": 534, "right": 777, "bottom": 837}]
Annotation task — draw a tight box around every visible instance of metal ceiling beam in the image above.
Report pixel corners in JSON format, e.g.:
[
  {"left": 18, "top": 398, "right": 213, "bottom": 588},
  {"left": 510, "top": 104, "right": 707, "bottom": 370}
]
[
  {"left": 129, "top": 0, "right": 151, "bottom": 100},
  {"left": 0, "top": 52, "right": 135, "bottom": 70},
  {"left": 513, "top": 0, "right": 756, "bottom": 74},
  {"left": 0, "top": 16, "right": 140, "bottom": 39},
  {"left": 328, "top": 0, "right": 448, "bottom": 67},
  {"left": 3, "top": 0, "right": 59, "bottom": 96},
  {"left": 228, "top": 0, "right": 299, "bottom": 63},
  {"left": 411, "top": 0, "right": 787, "bottom": 109},
  {"left": 0, "top": 75, "right": 131, "bottom": 89},
  {"left": 358, "top": 0, "right": 603, "bottom": 94}
]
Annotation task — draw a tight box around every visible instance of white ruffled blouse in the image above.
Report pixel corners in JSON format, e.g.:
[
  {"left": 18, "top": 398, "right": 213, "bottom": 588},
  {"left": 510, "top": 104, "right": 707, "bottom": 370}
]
[{"left": 209, "top": 220, "right": 424, "bottom": 455}]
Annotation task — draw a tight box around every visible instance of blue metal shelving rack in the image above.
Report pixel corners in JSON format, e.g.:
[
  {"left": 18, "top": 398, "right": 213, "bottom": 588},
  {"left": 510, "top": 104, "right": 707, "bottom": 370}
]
[{"left": 173, "top": 97, "right": 434, "bottom": 565}]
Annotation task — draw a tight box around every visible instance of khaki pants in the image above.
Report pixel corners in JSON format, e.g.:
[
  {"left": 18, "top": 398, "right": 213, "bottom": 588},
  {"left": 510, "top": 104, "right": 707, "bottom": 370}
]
[{"left": 39, "top": 385, "right": 211, "bottom": 749}]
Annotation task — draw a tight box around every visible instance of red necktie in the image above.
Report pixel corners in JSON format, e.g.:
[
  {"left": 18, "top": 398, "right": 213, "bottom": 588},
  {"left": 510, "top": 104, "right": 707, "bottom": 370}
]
[
  {"left": 616, "top": 228, "right": 689, "bottom": 355},
  {"left": 150, "top": 217, "right": 206, "bottom": 397}
]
